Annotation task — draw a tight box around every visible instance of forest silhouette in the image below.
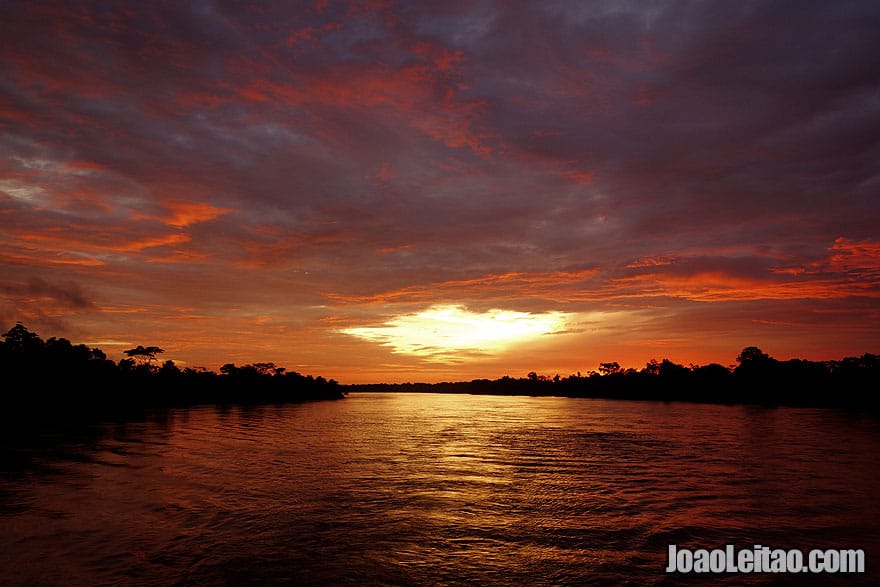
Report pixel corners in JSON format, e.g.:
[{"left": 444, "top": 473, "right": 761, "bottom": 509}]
[
  {"left": 2, "top": 323, "right": 878, "bottom": 421},
  {"left": 351, "top": 348, "right": 879, "bottom": 409},
  {"left": 0, "top": 323, "right": 345, "bottom": 422}
]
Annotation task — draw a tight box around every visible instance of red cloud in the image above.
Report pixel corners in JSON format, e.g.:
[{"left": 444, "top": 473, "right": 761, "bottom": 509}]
[{"left": 828, "top": 237, "right": 880, "bottom": 272}]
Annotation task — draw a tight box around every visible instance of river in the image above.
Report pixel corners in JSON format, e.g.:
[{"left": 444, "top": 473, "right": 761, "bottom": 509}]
[{"left": 1, "top": 393, "right": 878, "bottom": 585}]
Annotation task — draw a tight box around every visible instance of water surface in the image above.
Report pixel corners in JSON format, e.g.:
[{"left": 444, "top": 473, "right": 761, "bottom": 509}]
[{"left": 2, "top": 393, "right": 878, "bottom": 585}]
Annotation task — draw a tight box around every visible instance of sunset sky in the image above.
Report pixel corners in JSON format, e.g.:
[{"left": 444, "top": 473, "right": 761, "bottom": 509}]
[{"left": 2, "top": 0, "right": 878, "bottom": 382}]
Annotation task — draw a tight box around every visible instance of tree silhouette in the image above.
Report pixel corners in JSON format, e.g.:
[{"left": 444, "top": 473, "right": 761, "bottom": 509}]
[
  {"left": 734, "top": 346, "right": 778, "bottom": 381},
  {"left": 220, "top": 362, "right": 239, "bottom": 376},
  {"left": 1, "top": 323, "right": 346, "bottom": 415},
  {"left": 658, "top": 358, "right": 689, "bottom": 378},
  {"left": 252, "top": 362, "right": 284, "bottom": 376},
  {"left": 123, "top": 345, "right": 164, "bottom": 367},
  {"left": 599, "top": 361, "right": 621, "bottom": 376},
  {"left": 736, "top": 346, "right": 771, "bottom": 365},
  {"left": 159, "top": 359, "right": 181, "bottom": 376},
  {"left": 3, "top": 322, "right": 43, "bottom": 352},
  {"left": 644, "top": 359, "right": 661, "bottom": 376}
]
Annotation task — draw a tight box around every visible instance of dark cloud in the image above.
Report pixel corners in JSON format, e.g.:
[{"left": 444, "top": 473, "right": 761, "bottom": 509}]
[
  {"left": 0, "top": 276, "right": 98, "bottom": 338},
  {"left": 1, "top": 278, "right": 95, "bottom": 310}
]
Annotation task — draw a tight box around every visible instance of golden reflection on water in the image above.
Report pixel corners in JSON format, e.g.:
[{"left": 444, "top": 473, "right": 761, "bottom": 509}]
[{"left": 1, "top": 393, "right": 879, "bottom": 586}]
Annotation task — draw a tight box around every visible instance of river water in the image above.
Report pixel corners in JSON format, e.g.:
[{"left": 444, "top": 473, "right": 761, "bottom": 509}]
[{"left": 1, "top": 393, "right": 878, "bottom": 585}]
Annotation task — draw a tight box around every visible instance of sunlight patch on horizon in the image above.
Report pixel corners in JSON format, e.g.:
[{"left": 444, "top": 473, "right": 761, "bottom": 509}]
[
  {"left": 83, "top": 340, "right": 133, "bottom": 347},
  {"left": 341, "top": 304, "right": 573, "bottom": 363}
]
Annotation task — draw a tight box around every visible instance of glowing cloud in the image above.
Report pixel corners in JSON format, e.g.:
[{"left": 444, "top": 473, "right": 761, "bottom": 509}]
[
  {"left": 342, "top": 305, "right": 572, "bottom": 362},
  {"left": 162, "top": 201, "right": 235, "bottom": 228}
]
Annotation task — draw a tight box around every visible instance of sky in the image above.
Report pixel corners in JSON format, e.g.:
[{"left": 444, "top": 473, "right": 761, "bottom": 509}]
[{"left": 1, "top": 0, "right": 879, "bottom": 383}]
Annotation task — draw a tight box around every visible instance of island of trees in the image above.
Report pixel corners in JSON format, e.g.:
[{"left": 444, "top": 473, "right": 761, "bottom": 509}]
[{"left": 0, "top": 323, "right": 345, "bottom": 421}]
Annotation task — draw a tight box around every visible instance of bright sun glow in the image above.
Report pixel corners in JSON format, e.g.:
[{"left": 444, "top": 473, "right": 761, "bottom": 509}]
[{"left": 342, "top": 304, "right": 572, "bottom": 362}]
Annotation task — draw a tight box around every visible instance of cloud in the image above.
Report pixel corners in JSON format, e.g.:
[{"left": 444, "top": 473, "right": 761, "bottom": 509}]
[
  {"left": 0, "top": 276, "right": 98, "bottom": 336},
  {"left": 160, "top": 201, "right": 235, "bottom": 228},
  {"left": 2, "top": 277, "right": 95, "bottom": 310},
  {"left": 326, "top": 268, "right": 600, "bottom": 305},
  {"left": 341, "top": 304, "right": 573, "bottom": 363}
]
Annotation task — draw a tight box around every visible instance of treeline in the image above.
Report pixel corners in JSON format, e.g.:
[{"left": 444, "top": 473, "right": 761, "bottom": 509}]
[
  {"left": 5, "top": 321, "right": 877, "bottom": 413},
  {"left": 348, "top": 347, "right": 880, "bottom": 409},
  {"left": 0, "top": 323, "right": 345, "bottom": 419}
]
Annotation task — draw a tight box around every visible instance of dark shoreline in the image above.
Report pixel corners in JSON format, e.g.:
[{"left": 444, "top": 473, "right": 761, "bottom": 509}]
[
  {"left": 343, "top": 351, "right": 880, "bottom": 411},
  {"left": 1, "top": 322, "right": 345, "bottom": 425},
  {"left": 3, "top": 323, "right": 878, "bottom": 418}
]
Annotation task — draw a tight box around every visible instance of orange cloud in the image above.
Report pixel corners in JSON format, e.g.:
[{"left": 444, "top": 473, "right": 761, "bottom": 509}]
[
  {"left": 607, "top": 239, "right": 880, "bottom": 303},
  {"left": 162, "top": 201, "right": 234, "bottom": 228},
  {"left": 330, "top": 238, "right": 880, "bottom": 311},
  {"left": 1, "top": 215, "right": 200, "bottom": 272},
  {"left": 0, "top": 250, "right": 105, "bottom": 267},
  {"left": 627, "top": 256, "right": 675, "bottom": 268},
  {"left": 59, "top": 159, "right": 107, "bottom": 172},
  {"left": 327, "top": 268, "right": 601, "bottom": 305},
  {"left": 609, "top": 271, "right": 880, "bottom": 303},
  {"left": 378, "top": 243, "right": 414, "bottom": 253},
  {"left": 828, "top": 237, "right": 880, "bottom": 271}
]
